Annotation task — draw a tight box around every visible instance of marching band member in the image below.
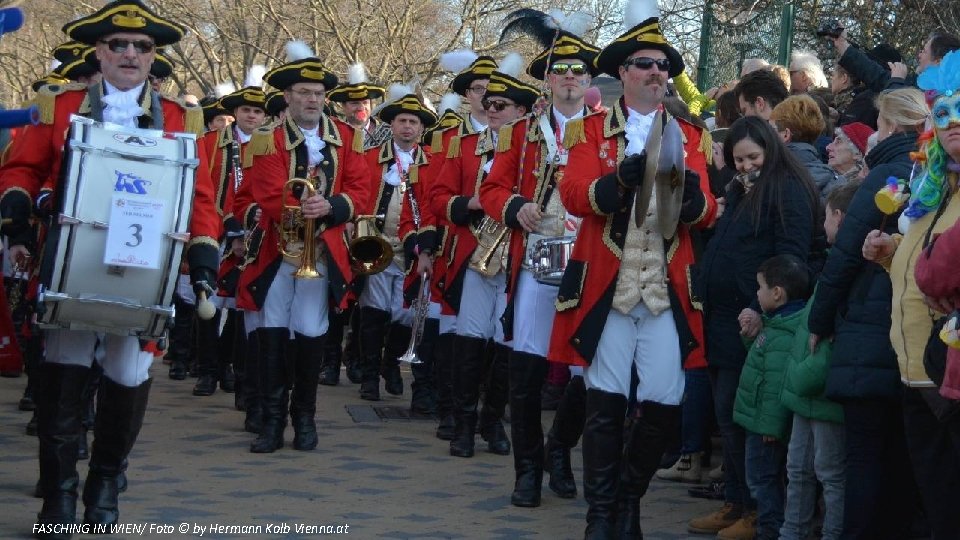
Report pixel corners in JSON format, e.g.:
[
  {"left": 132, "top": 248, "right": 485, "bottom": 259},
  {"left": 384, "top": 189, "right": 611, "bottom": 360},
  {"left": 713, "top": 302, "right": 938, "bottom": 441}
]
[
  {"left": 356, "top": 89, "right": 439, "bottom": 406},
  {"left": 479, "top": 22, "right": 600, "bottom": 508},
  {"left": 0, "top": 1, "right": 220, "bottom": 534},
  {"left": 431, "top": 54, "right": 538, "bottom": 459},
  {"left": 237, "top": 42, "right": 370, "bottom": 454},
  {"left": 328, "top": 63, "right": 391, "bottom": 151},
  {"left": 546, "top": 2, "right": 717, "bottom": 535},
  {"left": 193, "top": 72, "right": 268, "bottom": 399}
]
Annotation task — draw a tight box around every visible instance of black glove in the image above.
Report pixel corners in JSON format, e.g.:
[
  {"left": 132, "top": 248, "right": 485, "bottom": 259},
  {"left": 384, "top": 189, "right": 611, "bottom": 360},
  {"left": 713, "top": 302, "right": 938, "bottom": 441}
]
[
  {"left": 680, "top": 170, "right": 706, "bottom": 223},
  {"left": 617, "top": 151, "right": 647, "bottom": 188},
  {"left": 190, "top": 266, "right": 217, "bottom": 297},
  {"left": 0, "top": 190, "right": 30, "bottom": 231}
]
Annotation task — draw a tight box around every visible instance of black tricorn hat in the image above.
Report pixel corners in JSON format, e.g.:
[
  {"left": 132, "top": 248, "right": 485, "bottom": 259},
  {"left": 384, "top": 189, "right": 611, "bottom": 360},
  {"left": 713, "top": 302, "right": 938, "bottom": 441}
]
[{"left": 63, "top": 0, "right": 186, "bottom": 47}]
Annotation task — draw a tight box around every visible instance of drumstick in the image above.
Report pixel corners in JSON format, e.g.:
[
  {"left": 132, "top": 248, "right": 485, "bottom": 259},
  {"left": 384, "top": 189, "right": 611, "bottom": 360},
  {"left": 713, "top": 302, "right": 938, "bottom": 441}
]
[{"left": 196, "top": 290, "right": 216, "bottom": 320}]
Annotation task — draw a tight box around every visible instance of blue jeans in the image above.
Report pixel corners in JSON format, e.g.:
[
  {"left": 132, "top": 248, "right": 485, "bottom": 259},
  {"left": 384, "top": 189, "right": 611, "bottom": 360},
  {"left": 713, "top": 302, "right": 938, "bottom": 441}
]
[
  {"left": 681, "top": 368, "right": 713, "bottom": 453},
  {"left": 779, "top": 415, "right": 846, "bottom": 540},
  {"left": 710, "top": 367, "right": 753, "bottom": 509},
  {"left": 745, "top": 431, "right": 787, "bottom": 540}
]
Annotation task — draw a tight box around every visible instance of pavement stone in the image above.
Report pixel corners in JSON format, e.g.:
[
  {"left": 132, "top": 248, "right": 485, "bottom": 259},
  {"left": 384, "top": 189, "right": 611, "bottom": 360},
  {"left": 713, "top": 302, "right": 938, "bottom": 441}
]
[{"left": 0, "top": 362, "right": 715, "bottom": 539}]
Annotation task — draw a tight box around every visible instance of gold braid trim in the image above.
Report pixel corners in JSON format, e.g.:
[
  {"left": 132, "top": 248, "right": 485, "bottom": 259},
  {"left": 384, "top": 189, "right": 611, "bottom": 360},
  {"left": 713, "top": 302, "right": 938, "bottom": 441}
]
[
  {"left": 244, "top": 127, "right": 276, "bottom": 168},
  {"left": 431, "top": 130, "right": 444, "bottom": 153},
  {"left": 496, "top": 124, "right": 513, "bottom": 153},
  {"left": 352, "top": 125, "right": 364, "bottom": 153},
  {"left": 184, "top": 106, "right": 203, "bottom": 137},
  {"left": 700, "top": 128, "right": 713, "bottom": 166},
  {"left": 562, "top": 117, "right": 586, "bottom": 149},
  {"left": 187, "top": 235, "right": 220, "bottom": 250},
  {"left": 35, "top": 87, "right": 58, "bottom": 125},
  {"left": 446, "top": 135, "right": 461, "bottom": 158}
]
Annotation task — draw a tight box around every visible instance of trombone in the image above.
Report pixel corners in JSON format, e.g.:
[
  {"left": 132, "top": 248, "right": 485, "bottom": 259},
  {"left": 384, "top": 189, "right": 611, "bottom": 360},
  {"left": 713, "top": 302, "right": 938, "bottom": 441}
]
[
  {"left": 399, "top": 272, "right": 430, "bottom": 364},
  {"left": 279, "top": 177, "right": 322, "bottom": 279}
]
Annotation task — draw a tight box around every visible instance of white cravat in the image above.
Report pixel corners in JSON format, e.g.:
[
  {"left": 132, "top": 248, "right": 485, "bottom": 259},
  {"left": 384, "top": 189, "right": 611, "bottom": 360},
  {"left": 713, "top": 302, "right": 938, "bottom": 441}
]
[
  {"left": 300, "top": 126, "right": 325, "bottom": 166},
  {"left": 385, "top": 145, "right": 414, "bottom": 186},
  {"left": 235, "top": 127, "right": 252, "bottom": 144},
  {"left": 470, "top": 114, "right": 487, "bottom": 133},
  {"left": 102, "top": 81, "right": 146, "bottom": 128},
  {"left": 624, "top": 107, "right": 656, "bottom": 157}
]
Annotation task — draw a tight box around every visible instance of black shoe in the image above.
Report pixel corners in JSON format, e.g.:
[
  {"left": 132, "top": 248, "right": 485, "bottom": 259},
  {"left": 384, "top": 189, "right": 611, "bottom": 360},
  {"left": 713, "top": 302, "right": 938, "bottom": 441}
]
[
  {"left": 687, "top": 481, "right": 725, "bottom": 500},
  {"left": 250, "top": 328, "right": 288, "bottom": 454},
  {"left": 383, "top": 367, "right": 403, "bottom": 396},
  {"left": 219, "top": 367, "right": 235, "bottom": 393},
  {"left": 481, "top": 421, "right": 511, "bottom": 455},
  {"left": 436, "top": 415, "right": 455, "bottom": 441},
  {"left": 319, "top": 364, "right": 340, "bottom": 386},
  {"left": 511, "top": 469, "right": 542, "bottom": 508},
  {"left": 545, "top": 438, "right": 577, "bottom": 498},
  {"left": 358, "top": 307, "right": 389, "bottom": 401},
  {"left": 359, "top": 380, "right": 380, "bottom": 401},
  {"left": 168, "top": 361, "right": 187, "bottom": 381},
  {"left": 449, "top": 426, "right": 475, "bottom": 458},
  {"left": 290, "top": 333, "right": 323, "bottom": 452},
  {"left": 244, "top": 410, "right": 263, "bottom": 434},
  {"left": 27, "top": 411, "right": 38, "bottom": 436},
  {"left": 346, "top": 363, "right": 363, "bottom": 384},
  {"left": 582, "top": 389, "right": 628, "bottom": 538},
  {"left": 19, "top": 388, "right": 35, "bottom": 411},
  {"left": 291, "top": 415, "right": 318, "bottom": 451},
  {"left": 192, "top": 374, "right": 217, "bottom": 396}
]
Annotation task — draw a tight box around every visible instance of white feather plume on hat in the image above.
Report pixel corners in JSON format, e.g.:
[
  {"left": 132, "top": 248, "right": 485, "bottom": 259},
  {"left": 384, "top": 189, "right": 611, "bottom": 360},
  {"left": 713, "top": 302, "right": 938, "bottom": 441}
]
[
  {"left": 624, "top": 0, "right": 660, "bottom": 30},
  {"left": 244, "top": 65, "right": 266, "bottom": 88},
  {"left": 497, "top": 52, "right": 524, "bottom": 78},
  {"left": 285, "top": 40, "right": 314, "bottom": 62},
  {"left": 439, "top": 49, "right": 479, "bottom": 73},
  {"left": 346, "top": 63, "right": 368, "bottom": 85},
  {"left": 386, "top": 82, "right": 415, "bottom": 103},
  {"left": 548, "top": 9, "right": 593, "bottom": 36},
  {"left": 50, "top": 59, "right": 62, "bottom": 70},
  {"left": 214, "top": 82, "right": 236, "bottom": 98},
  {"left": 438, "top": 93, "right": 462, "bottom": 113}
]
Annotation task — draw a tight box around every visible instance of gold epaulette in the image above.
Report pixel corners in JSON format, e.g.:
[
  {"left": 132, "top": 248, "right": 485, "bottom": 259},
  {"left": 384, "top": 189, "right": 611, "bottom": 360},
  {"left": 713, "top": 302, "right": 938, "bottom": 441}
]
[
  {"left": 430, "top": 130, "right": 444, "bottom": 153},
  {"left": 562, "top": 115, "right": 587, "bottom": 150},
  {"left": 446, "top": 135, "right": 461, "bottom": 158},
  {"left": 35, "top": 82, "right": 85, "bottom": 125},
  {"left": 496, "top": 123, "right": 513, "bottom": 153},
  {"left": 244, "top": 126, "right": 276, "bottom": 168},
  {"left": 351, "top": 124, "right": 363, "bottom": 153},
  {"left": 700, "top": 128, "right": 713, "bottom": 166},
  {"left": 164, "top": 94, "right": 205, "bottom": 136}
]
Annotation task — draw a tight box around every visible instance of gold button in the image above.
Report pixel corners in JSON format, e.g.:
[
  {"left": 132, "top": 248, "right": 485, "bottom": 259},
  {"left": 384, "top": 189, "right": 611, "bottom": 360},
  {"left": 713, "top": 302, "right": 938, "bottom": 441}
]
[
  {"left": 322, "top": 160, "right": 330, "bottom": 165},
  {"left": 297, "top": 165, "right": 305, "bottom": 171}
]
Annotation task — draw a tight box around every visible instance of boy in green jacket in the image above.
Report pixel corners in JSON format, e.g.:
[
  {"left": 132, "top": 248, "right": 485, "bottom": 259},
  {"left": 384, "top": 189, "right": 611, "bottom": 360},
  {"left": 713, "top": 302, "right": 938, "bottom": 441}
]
[{"left": 733, "top": 254, "right": 810, "bottom": 539}]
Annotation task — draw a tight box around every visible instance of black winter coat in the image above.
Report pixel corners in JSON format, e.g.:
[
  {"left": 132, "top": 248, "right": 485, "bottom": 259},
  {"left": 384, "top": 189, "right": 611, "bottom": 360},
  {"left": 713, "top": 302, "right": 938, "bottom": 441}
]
[
  {"left": 699, "top": 172, "right": 818, "bottom": 370},
  {"left": 838, "top": 45, "right": 916, "bottom": 93},
  {"left": 807, "top": 132, "right": 917, "bottom": 400}
]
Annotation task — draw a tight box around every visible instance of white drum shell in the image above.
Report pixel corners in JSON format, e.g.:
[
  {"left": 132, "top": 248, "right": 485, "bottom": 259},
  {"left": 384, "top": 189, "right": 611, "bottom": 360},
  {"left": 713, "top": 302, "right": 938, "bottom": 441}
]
[{"left": 530, "top": 236, "right": 575, "bottom": 286}]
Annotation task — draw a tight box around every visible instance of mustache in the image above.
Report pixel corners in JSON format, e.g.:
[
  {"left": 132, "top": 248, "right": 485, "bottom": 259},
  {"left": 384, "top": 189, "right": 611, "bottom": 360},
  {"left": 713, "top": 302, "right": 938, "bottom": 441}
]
[{"left": 645, "top": 75, "right": 665, "bottom": 85}]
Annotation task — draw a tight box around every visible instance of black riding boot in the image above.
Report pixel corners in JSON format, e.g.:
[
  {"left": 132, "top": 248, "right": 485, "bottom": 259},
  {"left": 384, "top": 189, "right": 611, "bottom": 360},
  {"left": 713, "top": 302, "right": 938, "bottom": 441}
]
[
  {"left": 409, "top": 318, "right": 438, "bottom": 415},
  {"left": 250, "top": 328, "right": 288, "bottom": 453},
  {"left": 192, "top": 309, "right": 220, "bottom": 396},
  {"left": 77, "top": 365, "right": 102, "bottom": 461},
  {"left": 217, "top": 309, "right": 237, "bottom": 393},
  {"left": 382, "top": 322, "right": 409, "bottom": 396},
  {"left": 344, "top": 307, "right": 363, "bottom": 384},
  {"left": 545, "top": 374, "right": 586, "bottom": 499},
  {"left": 358, "top": 307, "right": 390, "bottom": 401},
  {"left": 82, "top": 376, "right": 151, "bottom": 527},
  {"left": 167, "top": 294, "right": 193, "bottom": 380},
  {"left": 582, "top": 389, "right": 628, "bottom": 540},
  {"left": 290, "top": 332, "right": 325, "bottom": 451},
  {"left": 615, "top": 401, "right": 681, "bottom": 540},
  {"left": 35, "top": 363, "right": 88, "bottom": 539},
  {"left": 319, "top": 309, "right": 345, "bottom": 386},
  {"left": 450, "top": 335, "right": 487, "bottom": 457},
  {"left": 509, "top": 351, "right": 549, "bottom": 507},
  {"left": 19, "top": 334, "right": 41, "bottom": 411},
  {"left": 243, "top": 329, "right": 262, "bottom": 434},
  {"left": 228, "top": 312, "right": 246, "bottom": 410},
  {"left": 433, "top": 332, "right": 456, "bottom": 440},
  {"left": 479, "top": 342, "right": 511, "bottom": 456}
]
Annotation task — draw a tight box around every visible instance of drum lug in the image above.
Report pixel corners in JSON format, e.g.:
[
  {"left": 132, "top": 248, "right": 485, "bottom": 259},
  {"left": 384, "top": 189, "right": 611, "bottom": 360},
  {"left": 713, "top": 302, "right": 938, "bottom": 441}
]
[
  {"left": 58, "top": 214, "right": 81, "bottom": 225},
  {"left": 165, "top": 232, "right": 191, "bottom": 243},
  {"left": 41, "top": 291, "right": 69, "bottom": 302}
]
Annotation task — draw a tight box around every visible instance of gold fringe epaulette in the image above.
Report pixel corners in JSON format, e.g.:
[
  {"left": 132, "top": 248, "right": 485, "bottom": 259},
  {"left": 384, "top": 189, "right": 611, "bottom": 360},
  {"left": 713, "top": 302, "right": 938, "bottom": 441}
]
[
  {"left": 496, "top": 123, "right": 513, "bottom": 153},
  {"left": 352, "top": 125, "right": 363, "bottom": 153},
  {"left": 446, "top": 135, "right": 461, "bottom": 158},
  {"left": 184, "top": 105, "right": 203, "bottom": 137},
  {"left": 562, "top": 116, "right": 586, "bottom": 149},
  {"left": 34, "top": 83, "right": 82, "bottom": 125},
  {"left": 700, "top": 128, "right": 713, "bottom": 166},
  {"left": 244, "top": 126, "right": 276, "bottom": 168},
  {"left": 430, "top": 130, "right": 444, "bottom": 154}
]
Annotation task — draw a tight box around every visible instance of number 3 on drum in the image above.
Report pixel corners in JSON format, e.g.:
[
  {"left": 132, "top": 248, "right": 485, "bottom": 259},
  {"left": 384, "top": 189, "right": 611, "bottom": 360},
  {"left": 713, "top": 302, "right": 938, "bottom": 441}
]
[{"left": 125, "top": 224, "right": 143, "bottom": 247}]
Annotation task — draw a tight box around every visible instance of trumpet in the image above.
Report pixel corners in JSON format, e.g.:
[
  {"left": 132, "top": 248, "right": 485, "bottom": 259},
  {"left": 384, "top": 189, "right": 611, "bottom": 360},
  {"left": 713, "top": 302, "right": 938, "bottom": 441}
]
[
  {"left": 399, "top": 272, "right": 430, "bottom": 364},
  {"left": 349, "top": 214, "right": 393, "bottom": 275},
  {"left": 469, "top": 216, "right": 509, "bottom": 276},
  {"left": 279, "top": 177, "right": 322, "bottom": 279}
]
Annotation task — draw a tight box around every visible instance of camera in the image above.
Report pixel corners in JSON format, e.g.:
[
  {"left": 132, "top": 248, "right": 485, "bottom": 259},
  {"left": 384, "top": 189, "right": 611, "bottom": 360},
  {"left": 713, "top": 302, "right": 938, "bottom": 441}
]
[{"left": 816, "top": 20, "right": 845, "bottom": 39}]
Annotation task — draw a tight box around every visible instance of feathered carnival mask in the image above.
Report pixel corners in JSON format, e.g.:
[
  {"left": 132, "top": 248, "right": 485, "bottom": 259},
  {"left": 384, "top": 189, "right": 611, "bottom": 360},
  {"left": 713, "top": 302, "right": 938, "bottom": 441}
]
[{"left": 904, "top": 51, "right": 960, "bottom": 219}]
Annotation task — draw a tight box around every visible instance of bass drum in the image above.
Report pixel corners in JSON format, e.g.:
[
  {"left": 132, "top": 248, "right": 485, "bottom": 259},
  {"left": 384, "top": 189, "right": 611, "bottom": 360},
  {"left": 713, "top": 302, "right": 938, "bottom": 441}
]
[
  {"left": 38, "top": 116, "right": 198, "bottom": 337},
  {"left": 528, "top": 236, "right": 575, "bottom": 286}
]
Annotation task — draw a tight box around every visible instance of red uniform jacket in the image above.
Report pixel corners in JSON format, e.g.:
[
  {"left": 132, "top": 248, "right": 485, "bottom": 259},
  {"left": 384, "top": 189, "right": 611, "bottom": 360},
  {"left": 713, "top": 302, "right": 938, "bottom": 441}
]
[
  {"left": 236, "top": 114, "right": 370, "bottom": 312},
  {"left": 0, "top": 82, "right": 220, "bottom": 275},
  {"left": 428, "top": 129, "right": 497, "bottom": 314},
  {"left": 546, "top": 100, "right": 718, "bottom": 368},
  {"left": 199, "top": 126, "right": 252, "bottom": 237}
]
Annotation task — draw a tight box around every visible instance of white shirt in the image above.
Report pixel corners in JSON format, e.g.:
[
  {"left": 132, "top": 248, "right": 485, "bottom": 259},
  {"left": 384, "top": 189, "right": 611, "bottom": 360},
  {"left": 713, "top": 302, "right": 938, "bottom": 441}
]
[
  {"left": 102, "top": 81, "right": 146, "bottom": 128},
  {"left": 470, "top": 114, "right": 487, "bottom": 133},
  {"left": 384, "top": 145, "right": 415, "bottom": 186},
  {"left": 299, "top": 126, "right": 325, "bottom": 166},
  {"left": 552, "top": 106, "right": 584, "bottom": 141},
  {"left": 624, "top": 107, "right": 657, "bottom": 157},
  {"left": 235, "top": 127, "right": 252, "bottom": 144}
]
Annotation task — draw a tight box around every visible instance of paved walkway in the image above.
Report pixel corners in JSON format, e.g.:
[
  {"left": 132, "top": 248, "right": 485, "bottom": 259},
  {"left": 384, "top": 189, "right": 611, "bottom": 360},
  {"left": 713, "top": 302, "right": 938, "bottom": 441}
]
[{"left": 0, "top": 363, "right": 715, "bottom": 539}]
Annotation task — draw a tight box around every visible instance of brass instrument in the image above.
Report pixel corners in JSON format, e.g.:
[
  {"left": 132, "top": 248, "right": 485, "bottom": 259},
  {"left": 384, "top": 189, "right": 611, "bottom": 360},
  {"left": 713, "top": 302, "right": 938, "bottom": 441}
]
[
  {"left": 230, "top": 140, "right": 244, "bottom": 194},
  {"left": 349, "top": 214, "right": 393, "bottom": 275},
  {"left": 469, "top": 216, "right": 509, "bottom": 276},
  {"left": 279, "top": 177, "right": 322, "bottom": 279},
  {"left": 399, "top": 272, "right": 430, "bottom": 364}
]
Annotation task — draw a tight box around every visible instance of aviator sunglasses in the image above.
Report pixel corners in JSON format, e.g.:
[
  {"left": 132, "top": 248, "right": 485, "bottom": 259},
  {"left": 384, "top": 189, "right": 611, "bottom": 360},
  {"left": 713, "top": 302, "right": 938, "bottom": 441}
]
[
  {"left": 622, "top": 57, "right": 671, "bottom": 72},
  {"left": 99, "top": 38, "right": 155, "bottom": 54},
  {"left": 549, "top": 63, "right": 589, "bottom": 76}
]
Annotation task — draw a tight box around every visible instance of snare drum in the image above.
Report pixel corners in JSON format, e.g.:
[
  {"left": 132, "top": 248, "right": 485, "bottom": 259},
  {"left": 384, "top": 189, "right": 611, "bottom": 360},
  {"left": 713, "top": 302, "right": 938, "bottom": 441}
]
[
  {"left": 38, "top": 116, "right": 198, "bottom": 337},
  {"left": 528, "top": 236, "right": 575, "bottom": 286}
]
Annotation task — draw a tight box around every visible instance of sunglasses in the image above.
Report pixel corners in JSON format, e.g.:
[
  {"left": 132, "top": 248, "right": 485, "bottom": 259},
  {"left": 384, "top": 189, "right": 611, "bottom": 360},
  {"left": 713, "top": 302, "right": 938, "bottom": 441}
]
[
  {"left": 99, "top": 38, "right": 155, "bottom": 54},
  {"left": 622, "top": 57, "right": 670, "bottom": 72},
  {"left": 549, "top": 63, "right": 589, "bottom": 76},
  {"left": 481, "top": 99, "right": 514, "bottom": 112}
]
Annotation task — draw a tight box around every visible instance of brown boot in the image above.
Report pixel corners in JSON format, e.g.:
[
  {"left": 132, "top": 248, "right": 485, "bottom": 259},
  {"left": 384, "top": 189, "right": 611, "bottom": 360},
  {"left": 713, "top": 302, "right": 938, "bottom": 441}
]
[
  {"left": 716, "top": 512, "right": 756, "bottom": 540},
  {"left": 687, "top": 502, "right": 742, "bottom": 534}
]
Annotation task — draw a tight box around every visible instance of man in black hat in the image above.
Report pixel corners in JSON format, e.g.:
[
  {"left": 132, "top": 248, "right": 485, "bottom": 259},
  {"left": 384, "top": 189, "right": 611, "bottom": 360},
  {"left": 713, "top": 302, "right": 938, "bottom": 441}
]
[
  {"left": 328, "top": 65, "right": 390, "bottom": 151},
  {"left": 0, "top": 1, "right": 220, "bottom": 536}
]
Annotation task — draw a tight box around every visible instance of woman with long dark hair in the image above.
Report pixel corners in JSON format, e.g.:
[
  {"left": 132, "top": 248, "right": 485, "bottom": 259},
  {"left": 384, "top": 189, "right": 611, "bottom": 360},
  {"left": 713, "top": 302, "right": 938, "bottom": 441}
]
[{"left": 689, "top": 116, "right": 820, "bottom": 538}]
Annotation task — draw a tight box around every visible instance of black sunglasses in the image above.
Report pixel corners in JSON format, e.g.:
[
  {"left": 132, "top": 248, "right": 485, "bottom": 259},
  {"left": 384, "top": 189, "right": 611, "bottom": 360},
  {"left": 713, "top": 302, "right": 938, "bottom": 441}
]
[
  {"left": 481, "top": 98, "right": 514, "bottom": 112},
  {"left": 622, "top": 57, "right": 670, "bottom": 72},
  {"left": 99, "top": 38, "right": 155, "bottom": 54},
  {"left": 549, "top": 63, "right": 589, "bottom": 76}
]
